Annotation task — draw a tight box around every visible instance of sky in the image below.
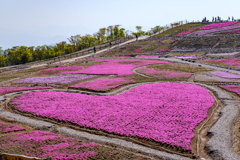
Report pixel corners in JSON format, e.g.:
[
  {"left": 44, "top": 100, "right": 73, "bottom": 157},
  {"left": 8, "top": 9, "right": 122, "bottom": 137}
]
[{"left": 0, "top": 0, "right": 239, "bottom": 50}]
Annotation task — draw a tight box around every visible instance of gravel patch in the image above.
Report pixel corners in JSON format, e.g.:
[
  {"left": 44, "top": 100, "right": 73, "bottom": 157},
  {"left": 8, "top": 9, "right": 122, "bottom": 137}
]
[
  {"left": 58, "top": 127, "right": 191, "bottom": 160},
  {"left": 0, "top": 110, "right": 55, "bottom": 131},
  {"left": 196, "top": 84, "right": 240, "bottom": 160}
]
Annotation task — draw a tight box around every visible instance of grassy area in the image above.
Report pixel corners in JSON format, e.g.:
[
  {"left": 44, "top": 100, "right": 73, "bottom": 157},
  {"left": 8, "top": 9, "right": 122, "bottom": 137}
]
[
  {"left": 199, "top": 60, "right": 237, "bottom": 68},
  {"left": 0, "top": 66, "right": 51, "bottom": 83},
  {"left": 100, "top": 39, "right": 175, "bottom": 57},
  {"left": 146, "top": 63, "right": 210, "bottom": 73},
  {"left": 154, "top": 23, "right": 206, "bottom": 38}
]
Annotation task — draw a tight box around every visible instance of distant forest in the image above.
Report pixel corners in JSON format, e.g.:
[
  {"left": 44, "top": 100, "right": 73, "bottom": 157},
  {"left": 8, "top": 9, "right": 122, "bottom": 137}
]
[{"left": 0, "top": 25, "right": 161, "bottom": 67}]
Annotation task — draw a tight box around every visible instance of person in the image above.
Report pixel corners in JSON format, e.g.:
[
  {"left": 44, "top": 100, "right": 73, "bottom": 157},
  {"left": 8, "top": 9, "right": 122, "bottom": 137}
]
[
  {"left": 109, "top": 42, "right": 112, "bottom": 48},
  {"left": 136, "top": 34, "right": 138, "bottom": 41},
  {"left": 215, "top": 17, "right": 216, "bottom": 22},
  {"left": 212, "top": 16, "right": 214, "bottom": 22},
  {"left": 232, "top": 16, "right": 234, "bottom": 21},
  {"left": 93, "top": 46, "right": 96, "bottom": 53},
  {"left": 228, "top": 16, "right": 230, "bottom": 21}
]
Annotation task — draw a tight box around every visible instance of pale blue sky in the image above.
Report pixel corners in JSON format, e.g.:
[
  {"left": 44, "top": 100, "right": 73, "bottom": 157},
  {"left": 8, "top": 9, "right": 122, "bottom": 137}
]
[{"left": 0, "top": 0, "right": 239, "bottom": 49}]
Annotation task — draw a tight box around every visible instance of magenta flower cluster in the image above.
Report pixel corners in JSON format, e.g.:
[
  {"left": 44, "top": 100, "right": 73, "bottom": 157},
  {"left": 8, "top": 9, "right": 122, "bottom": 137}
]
[
  {"left": 177, "top": 55, "right": 198, "bottom": 59},
  {"left": 221, "top": 29, "right": 240, "bottom": 34},
  {"left": 138, "top": 55, "right": 161, "bottom": 58},
  {"left": 61, "top": 59, "right": 172, "bottom": 76},
  {"left": 220, "top": 85, "right": 240, "bottom": 95},
  {"left": 176, "top": 27, "right": 198, "bottom": 36},
  {"left": 211, "top": 71, "right": 240, "bottom": 79},
  {"left": 199, "top": 22, "right": 238, "bottom": 30},
  {"left": 193, "top": 24, "right": 240, "bottom": 35},
  {"left": 70, "top": 78, "right": 134, "bottom": 91},
  {"left": 14, "top": 75, "right": 98, "bottom": 84},
  {"left": 0, "top": 131, "right": 98, "bottom": 160},
  {"left": 0, "top": 86, "right": 53, "bottom": 95},
  {"left": 204, "top": 57, "right": 240, "bottom": 69},
  {"left": 10, "top": 83, "right": 215, "bottom": 150},
  {"left": 43, "top": 66, "right": 83, "bottom": 71},
  {"left": 133, "top": 49, "right": 142, "bottom": 52},
  {"left": 0, "top": 121, "right": 25, "bottom": 133},
  {"left": 154, "top": 49, "right": 172, "bottom": 52},
  {"left": 136, "top": 68, "right": 193, "bottom": 79}
]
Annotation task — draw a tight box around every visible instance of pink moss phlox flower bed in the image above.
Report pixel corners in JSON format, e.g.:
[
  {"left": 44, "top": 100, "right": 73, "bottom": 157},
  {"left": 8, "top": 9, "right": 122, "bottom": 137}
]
[
  {"left": 221, "top": 29, "right": 240, "bottom": 34},
  {"left": 10, "top": 83, "right": 215, "bottom": 151},
  {"left": 136, "top": 68, "right": 193, "bottom": 79},
  {"left": 0, "top": 122, "right": 25, "bottom": 133},
  {"left": 70, "top": 78, "right": 134, "bottom": 91},
  {"left": 177, "top": 55, "right": 198, "bottom": 59},
  {"left": 138, "top": 55, "right": 161, "bottom": 58},
  {"left": 199, "top": 22, "right": 238, "bottom": 30},
  {"left": 89, "top": 56, "right": 132, "bottom": 59},
  {"left": 14, "top": 75, "right": 98, "bottom": 84},
  {"left": 61, "top": 59, "right": 172, "bottom": 76},
  {"left": 43, "top": 66, "right": 83, "bottom": 71},
  {"left": 220, "top": 85, "right": 240, "bottom": 95},
  {"left": 176, "top": 27, "right": 198, "bottom": 36},
  {"left": 211, "top": 71, "right": 240, "bottom": 79},
  {"left": 193, "top": 24, "right": 240, "bottom": 35},
  {"left": 134, "top": 49, "right": 142, "bottom": 52},
  {"left": 203, "top": 57, "right": 240, "bottom": 69},
  {"left": 154, "top": 49, "right": 172, "bottom": 52},
  {"left": 0, "top": 86, "right": 53, "bottom": 95},
  {"left": 0, "top": 131, "right": 98, "bottom": 160}
]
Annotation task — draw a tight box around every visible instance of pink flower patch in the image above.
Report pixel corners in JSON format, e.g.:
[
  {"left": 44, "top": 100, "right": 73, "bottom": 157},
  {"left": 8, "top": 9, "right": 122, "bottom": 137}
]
[
  {"left": 136, "top": 68, "right": 193, "bottom": 79},
  {"left": 61, "top": 59, "right": 172, "bottom": 76},
  {"left": 11, "top": 83, "right": 214, "bottom": 151},
  {"left": 220, "top": 85, "right": 240, "bottom": 95},
  {"left": 70, "top": 78, "right": 134, "bottom": 91},
  {"left": 211, "top": 71, "right": 240, "bottom": 79},
  {"left": 0, "top": 121, "right": 25, "bottom": 133}
]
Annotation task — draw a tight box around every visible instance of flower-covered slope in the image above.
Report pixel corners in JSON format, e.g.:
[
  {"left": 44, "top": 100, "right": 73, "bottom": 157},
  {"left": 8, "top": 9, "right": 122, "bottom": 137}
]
[
  {"left": 70, "top": 78, "right": 134, "bottom": 91},
  {"left": 10, "top": 83, "right": 214, "bottom": 151},
  {"left": 61, "top": 59, "right": 172, "bottom": 76},
  {"left": 0, "top": 121, "right": 25, "bottom": 133}
]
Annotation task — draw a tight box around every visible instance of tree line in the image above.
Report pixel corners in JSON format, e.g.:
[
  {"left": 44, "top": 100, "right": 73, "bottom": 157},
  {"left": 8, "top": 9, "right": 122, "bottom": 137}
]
[{"left": 0, "top": 25, "right": 162, "bottom": 67}]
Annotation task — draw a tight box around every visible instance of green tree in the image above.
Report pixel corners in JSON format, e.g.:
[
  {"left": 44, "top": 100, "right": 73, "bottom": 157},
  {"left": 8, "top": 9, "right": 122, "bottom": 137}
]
[
  {"left": 107, "top": 26, "right": 114, "bottom": 40},
  {"left": 150, "top": 26, "right": 163, "bottom": 34},
  {"left": 0, "top": 54, "right": 5, "bottom": 67},
  {"left": 119, "top": 28, "right": 125, "bottom": 37},
  {"left": 114, "top": 25, "right": 120, "bottom": 38},
  {"left": 136, "top": 26, "right": 142, "bottom": 33}
]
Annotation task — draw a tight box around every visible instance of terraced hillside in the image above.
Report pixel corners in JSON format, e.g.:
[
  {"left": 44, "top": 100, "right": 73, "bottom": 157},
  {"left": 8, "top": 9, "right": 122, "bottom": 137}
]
[{"left": 1, "top": 20, "right": 240, "bottom": 160}]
